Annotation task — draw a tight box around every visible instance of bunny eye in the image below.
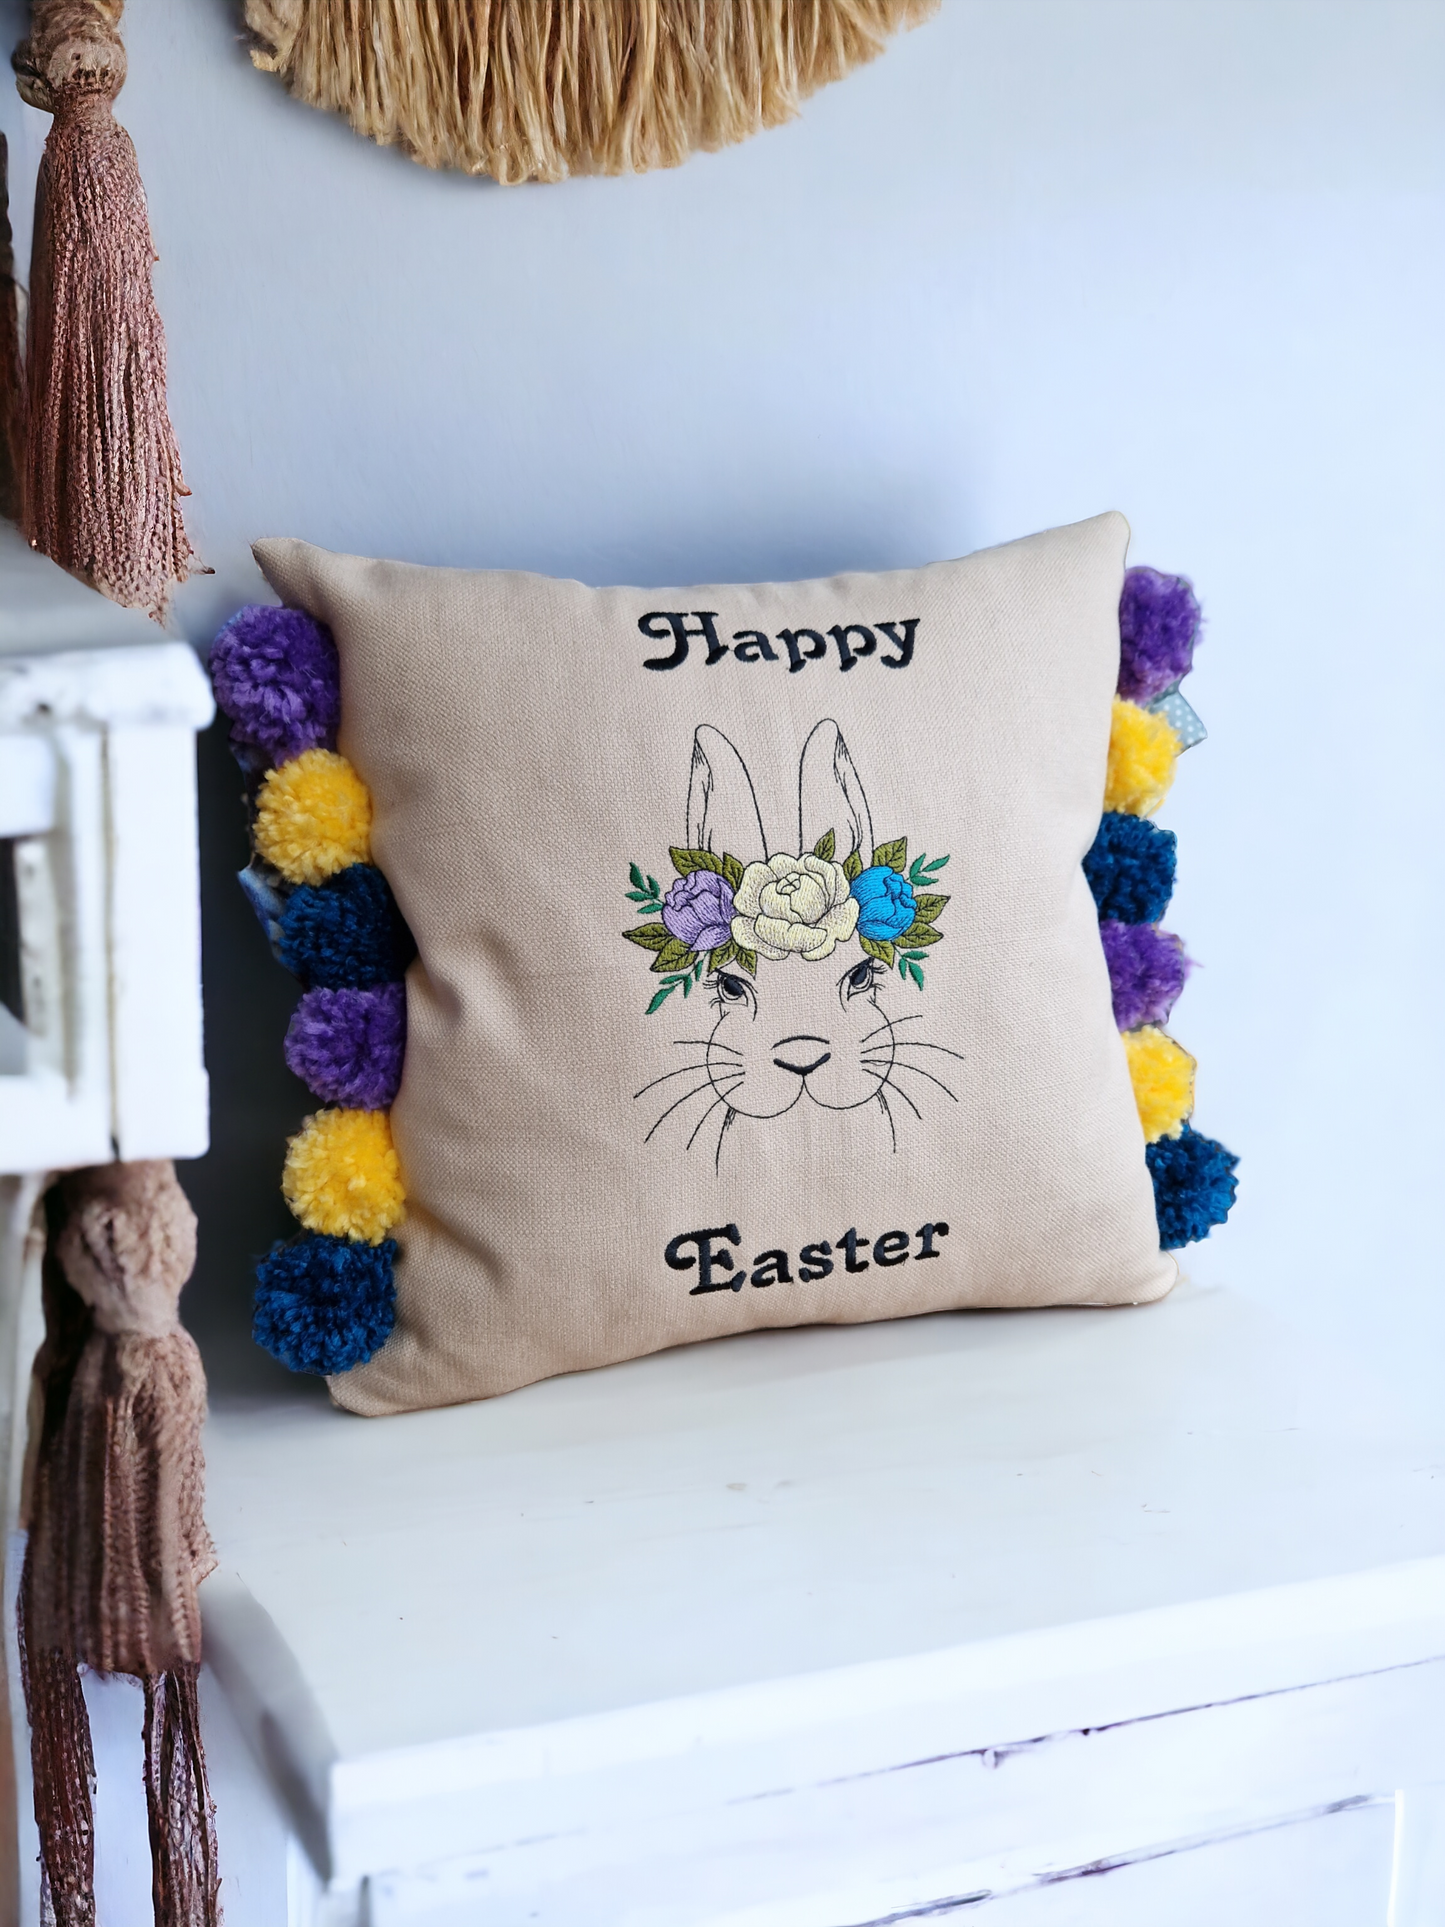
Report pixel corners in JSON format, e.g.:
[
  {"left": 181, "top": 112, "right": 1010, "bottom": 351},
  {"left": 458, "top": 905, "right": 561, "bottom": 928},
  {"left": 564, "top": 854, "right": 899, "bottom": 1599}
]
[
  {"left": 843, "top": 958, "right": 878, "bottom": 999},
  {"left": 716, "top": 972, "right": 753, "bottom": 1008}
]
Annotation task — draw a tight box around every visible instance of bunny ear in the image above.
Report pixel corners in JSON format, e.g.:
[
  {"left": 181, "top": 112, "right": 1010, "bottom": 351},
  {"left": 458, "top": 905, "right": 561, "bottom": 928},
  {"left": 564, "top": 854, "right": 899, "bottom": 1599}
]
[
  {"left": 687, "top": 725, "right": 768, "bottom": 859},
  {"left": 798, "top": 718, "right": 874, "bottom": 863}
]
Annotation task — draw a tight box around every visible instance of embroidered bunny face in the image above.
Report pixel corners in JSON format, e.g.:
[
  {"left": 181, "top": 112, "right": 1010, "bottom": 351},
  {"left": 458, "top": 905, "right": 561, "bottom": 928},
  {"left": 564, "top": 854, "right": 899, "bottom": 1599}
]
[{"left": 625, "top": 720, "right": 960, "bottom": 1168}]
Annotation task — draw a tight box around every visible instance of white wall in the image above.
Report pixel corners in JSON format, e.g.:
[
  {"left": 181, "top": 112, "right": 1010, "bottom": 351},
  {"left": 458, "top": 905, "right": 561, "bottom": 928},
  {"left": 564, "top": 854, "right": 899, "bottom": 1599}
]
[{"left": 1, "top": 0, "right": 1441, "bottom": 1388}]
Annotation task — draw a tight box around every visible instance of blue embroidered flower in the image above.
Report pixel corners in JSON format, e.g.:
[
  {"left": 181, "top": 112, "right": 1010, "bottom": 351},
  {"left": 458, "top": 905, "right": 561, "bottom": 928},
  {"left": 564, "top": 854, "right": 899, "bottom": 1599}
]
[{"left": 850, "top": 865, "right": 917, "bottom": 941}]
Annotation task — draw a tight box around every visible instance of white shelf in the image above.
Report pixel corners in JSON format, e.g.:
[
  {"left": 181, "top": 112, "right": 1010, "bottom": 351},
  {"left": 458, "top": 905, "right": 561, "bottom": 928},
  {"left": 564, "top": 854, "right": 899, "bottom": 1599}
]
[{"left": 198, "top": 1284, "right": 1445, "bottom": 1919}]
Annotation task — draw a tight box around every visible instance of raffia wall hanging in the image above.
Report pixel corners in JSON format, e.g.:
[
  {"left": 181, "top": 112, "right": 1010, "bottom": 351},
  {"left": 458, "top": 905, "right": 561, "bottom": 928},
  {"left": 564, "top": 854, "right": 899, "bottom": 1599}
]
[
  {"left": 13, "top": 0, "right": 197, "bottom": 616},
  {"left": 245, "top": 0, "right": 938, "bottom": 183}
]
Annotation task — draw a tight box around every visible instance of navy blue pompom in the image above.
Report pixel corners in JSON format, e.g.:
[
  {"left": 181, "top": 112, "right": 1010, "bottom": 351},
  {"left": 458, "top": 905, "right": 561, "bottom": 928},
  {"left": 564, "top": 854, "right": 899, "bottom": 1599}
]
[
  {"left": 254, "top": 1233, "right": 397, "bottom": 1373},
  {"left": 277, "top": 863, "right": 417, "bottom": 989},
  {"left": 1147, "top": 1125, "right": 1239, "bottom": 1250},
  {"left": 1084, "top": 812, "right": 1177, "bottom": 924}
]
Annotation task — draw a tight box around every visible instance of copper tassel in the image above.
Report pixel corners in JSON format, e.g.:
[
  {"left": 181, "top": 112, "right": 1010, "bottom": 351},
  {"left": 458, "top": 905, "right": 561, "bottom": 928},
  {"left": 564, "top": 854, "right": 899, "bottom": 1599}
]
[
  {"left": 12, "top": 1, "right": 197, "bottom": 616},
  {"left": 19, "top": 1162, "right": 220, "bottom": 1926},
  {"left": 0, "top": 132, "right": 24, "bottom": 521}
]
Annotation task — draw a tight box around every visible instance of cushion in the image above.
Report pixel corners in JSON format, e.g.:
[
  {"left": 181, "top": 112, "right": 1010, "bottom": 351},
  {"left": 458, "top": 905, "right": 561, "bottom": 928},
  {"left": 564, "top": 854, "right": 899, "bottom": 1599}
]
[{"left": 218, "top": 514, "right": 1237, "bottom": 1416}]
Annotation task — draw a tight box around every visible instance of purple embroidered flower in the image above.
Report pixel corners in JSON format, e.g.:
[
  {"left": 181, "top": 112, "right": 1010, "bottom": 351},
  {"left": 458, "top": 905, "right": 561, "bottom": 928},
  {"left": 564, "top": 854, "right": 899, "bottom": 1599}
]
[{"left": 661, "top": 870, "right": 736, "bottom": 953}]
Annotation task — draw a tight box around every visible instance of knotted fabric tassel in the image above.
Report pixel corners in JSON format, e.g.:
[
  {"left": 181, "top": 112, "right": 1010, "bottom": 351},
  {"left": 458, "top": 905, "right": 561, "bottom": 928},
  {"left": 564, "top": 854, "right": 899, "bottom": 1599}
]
[
  {"left": 0, "top": 132, "right": 24, "bottom": 521},
  {"left": 13, "top": 1, "right": 197, "bottom": 615},
  {"left": 19, "top": 1161, "right": 220, "bottom": 1927}
]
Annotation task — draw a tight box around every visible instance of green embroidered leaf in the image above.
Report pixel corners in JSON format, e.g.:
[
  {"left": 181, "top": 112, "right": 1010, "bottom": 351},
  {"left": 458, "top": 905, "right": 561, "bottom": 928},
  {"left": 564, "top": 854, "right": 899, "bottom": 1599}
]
[
  {"left": 671, "top": 846, "right": 724, "bottom": 877},
  {"left": 908, "top": 851, "right": 950, "bottom": 886},
  {"left": 709, "top": 939, "right": 738, "bottom": 972},
  {"left": 629, "top": 862, "right": 646, "bottom": 892},
  {"left": 898, "top": 923, "right": 943, "bottom": 947},
  {"left": 721, "top": 852, "right": 745, "bottom": 890},
  {"left": 813, "top": 828, "right": 836, "bottom": 862},
  {"left": 626, "top": 889, "right": 661, "bottom": 906},
  {"left": 733, "top": 945, "right": 757, "bottom": 975},
  {"left": 910, "top": 892, "right": 950, "bottom": 926},
  {"left": 843, "top": 847, "right": 864, "bottom": 883},
  {"left": 646, "top": 980, "right": 683, "bottom": 1015},
  {"left": 860, "top": 935, "right": 896, "bottom": 966},
  {"left": 623, "top": 923, "right": 670, "bottom": 951},
  {"left": 872, "top": 836, "right": 907, "bottom": 875},
  {"left": 906, "top": 960, "right": 925, "bottom": 990},
  {"left": 652, "top": 938, "right": 698, "bottom": 975},
  {"left": 647, "top": 875, "right": 661, "bottom": 899}
]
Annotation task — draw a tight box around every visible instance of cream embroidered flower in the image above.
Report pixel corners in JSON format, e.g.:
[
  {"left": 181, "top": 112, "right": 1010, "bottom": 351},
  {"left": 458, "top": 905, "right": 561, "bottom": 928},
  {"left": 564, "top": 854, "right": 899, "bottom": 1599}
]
[{"left": 731, "top": 853, "right": 860, "bottom": 962}]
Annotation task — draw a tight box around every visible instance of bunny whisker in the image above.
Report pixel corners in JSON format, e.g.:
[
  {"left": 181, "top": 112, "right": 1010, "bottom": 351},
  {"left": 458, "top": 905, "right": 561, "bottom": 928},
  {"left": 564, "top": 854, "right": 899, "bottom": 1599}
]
[
  {"left": 859, "top": 1013, "right": 929, "bottom": 1046},
  {"left": 671, "top": 1038, "right": 742, "bottom": 1054},
  {"left": 867, "top": 1056, "right": 958, "bottom": 1102},
  {"left": 881, "top": 1075, "right": 923, "bottom": 1122},
  {"left": 713, "top": 1105, "right": 738, "bottom": 1174},
  {"left": 876, "top": 1088, "right": 898, "bottom": 1153},
  {"left": 644, "top": 1077, "right": 739, "bottom": 1143},
  {"left": 888, "top": 1039, "right": 969, "bottom": 1063},
  {"left": 686, "top": 1091, "right": 736, "bottom": 1151},
  {"left": 634, "top": 1062, "right": 718, "bottom": 1099}
]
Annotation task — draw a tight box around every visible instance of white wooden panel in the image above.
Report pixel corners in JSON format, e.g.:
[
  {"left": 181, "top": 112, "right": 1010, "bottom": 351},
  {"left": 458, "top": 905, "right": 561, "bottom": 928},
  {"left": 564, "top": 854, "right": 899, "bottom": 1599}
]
[
  {"left": 352, "top": 1660, "right": 1443, "bottom": 1924},
  {"left": 0, "top": 735, "right": 55, "bottom": 838},
  {"left": 0, "top": 728, "right": 114, "bottom": 1172},
  {"left": 982, "top": 1798, "right": 1396, "bottom": 1926},
  {"left": 1390, "top": 1781, "right": 1445, "bottom": 1927},
  {"left": 105, "top": 723, "right": 209, "bottom": 1160}
]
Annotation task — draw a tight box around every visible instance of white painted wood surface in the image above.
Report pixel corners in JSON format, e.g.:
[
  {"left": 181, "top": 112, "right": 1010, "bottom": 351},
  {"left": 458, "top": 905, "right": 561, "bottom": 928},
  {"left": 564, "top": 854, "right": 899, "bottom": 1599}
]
[{"left": 176, "top": 1284, "right": 1445, "bottom": 1924}]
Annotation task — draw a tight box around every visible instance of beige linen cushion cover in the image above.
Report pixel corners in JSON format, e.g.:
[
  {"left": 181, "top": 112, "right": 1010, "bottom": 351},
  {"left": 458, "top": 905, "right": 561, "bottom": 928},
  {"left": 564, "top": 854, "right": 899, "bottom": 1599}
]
[{"left": 256, "top": 512, "right": 1175, "bottom": 1416}]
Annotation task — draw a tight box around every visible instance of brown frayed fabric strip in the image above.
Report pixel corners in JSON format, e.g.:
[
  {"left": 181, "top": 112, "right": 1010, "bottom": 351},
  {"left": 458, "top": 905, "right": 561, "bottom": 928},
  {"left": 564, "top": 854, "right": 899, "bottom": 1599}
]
[
  {"left": 19, "top": 1162, "right": 219, "bottom": 1927},
  {"left": 0, "top": 134, "right": 24, "bottom": 523},
  {"left": 14, "top": 0, "right": 198, "bottom": 616},
  {"left": 246, "top": 0, "right": 938, "bottom": 182},
  {"left": 144, "top": 1668, "right": 221, "bottom": 1927}
]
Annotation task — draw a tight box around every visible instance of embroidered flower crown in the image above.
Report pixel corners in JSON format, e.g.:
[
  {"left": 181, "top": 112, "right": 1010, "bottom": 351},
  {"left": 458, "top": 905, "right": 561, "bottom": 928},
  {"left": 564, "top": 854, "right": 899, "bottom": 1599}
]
[{"left": 623, "top": 831, "right": 950, "bottom": 1015}]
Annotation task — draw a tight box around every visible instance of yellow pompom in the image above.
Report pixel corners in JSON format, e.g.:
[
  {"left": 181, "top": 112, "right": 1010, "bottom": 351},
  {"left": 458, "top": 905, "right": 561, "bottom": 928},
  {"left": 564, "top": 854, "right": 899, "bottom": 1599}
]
[
  {"left": 255, "top": 748, "right": 372, "bottom": 885},
  {"left": 1122, "top": 1025, "right": 1195, "bottom": 1143},
  {"left": 1105, "top": 698, "right": 1179, "bottom": 817},
  {"left": 283, "top": 1108, "right": 405, "bottom": 1244}
]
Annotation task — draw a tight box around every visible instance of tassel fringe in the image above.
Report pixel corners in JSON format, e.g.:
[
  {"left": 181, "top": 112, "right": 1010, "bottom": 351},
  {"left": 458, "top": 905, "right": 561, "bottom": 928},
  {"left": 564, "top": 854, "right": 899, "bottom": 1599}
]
[
  {"left": 16, "top": 1, "right": 197, "bottom": 616},
  {"left": 246, "top": 0, "right": 939, "bottom": 182},
  {"left": 19, "top": 1164, "right": 220, "bottom": 1927}
]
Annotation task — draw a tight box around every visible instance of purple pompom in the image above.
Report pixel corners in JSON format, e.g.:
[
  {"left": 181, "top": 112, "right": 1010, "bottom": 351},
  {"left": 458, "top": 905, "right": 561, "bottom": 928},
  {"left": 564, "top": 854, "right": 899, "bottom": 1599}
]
[
  {"left": 209, "top": 605, "right": 341, "bottom": 765},
  {"left": 1117, "top": 568, "right": 1201, "bottom": 705},
  {"left": 1099, "top": 920, "right": 1190, "bottom": 1031},
  {"left": 285, "top": 983, "right": 405, "bottom": 1109}
]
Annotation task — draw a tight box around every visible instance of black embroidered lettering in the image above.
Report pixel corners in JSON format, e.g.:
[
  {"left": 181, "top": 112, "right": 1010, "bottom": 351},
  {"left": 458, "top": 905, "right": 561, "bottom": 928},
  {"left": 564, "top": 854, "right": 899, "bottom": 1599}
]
[
  {"left": 876, "top": 619, "right": 919, "bottom": 669},
  {"left": 915, "top": 1221, "right": 950, "bottom": 1258},
  {"left": 750, "top": 1249, "right": 792, "bottom": 1288},
  {"left": 732, "top": 629, "right": 779, "bottom": 664},
  {"left": 667, "top": 1223, "right": 743, "bottom": 1293},
  {"left": 778, "top": 627, "right": 829, "bottom": 674},
  {"left": 874, "top": 1230, "right": 910, "bottom": 1267},
  {"left": 828, "top": 623, "right": 877, "bottom": 672},
  {"left": 639, "top": 611, "right": 725, "bottom": 670},
  {"left": 798, "top": 1241, "right": 834, "bottom": 1282},
  {"left": 839, "top": 1227, "right": 871, "bottom": 1273}
]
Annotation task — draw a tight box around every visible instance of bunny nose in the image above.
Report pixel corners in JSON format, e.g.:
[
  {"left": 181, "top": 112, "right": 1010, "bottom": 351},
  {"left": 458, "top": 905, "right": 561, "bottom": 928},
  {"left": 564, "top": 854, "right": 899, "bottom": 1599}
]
[{"left": 773, "top": 1034, "right": 831, "bottom": 1078}]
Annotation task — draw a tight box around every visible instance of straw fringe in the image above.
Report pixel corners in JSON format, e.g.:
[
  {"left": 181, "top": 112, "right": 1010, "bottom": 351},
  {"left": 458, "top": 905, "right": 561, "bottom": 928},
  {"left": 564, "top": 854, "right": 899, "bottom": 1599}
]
[{"left": 246, "top": 0, "right": 938, "bottom": 182}]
